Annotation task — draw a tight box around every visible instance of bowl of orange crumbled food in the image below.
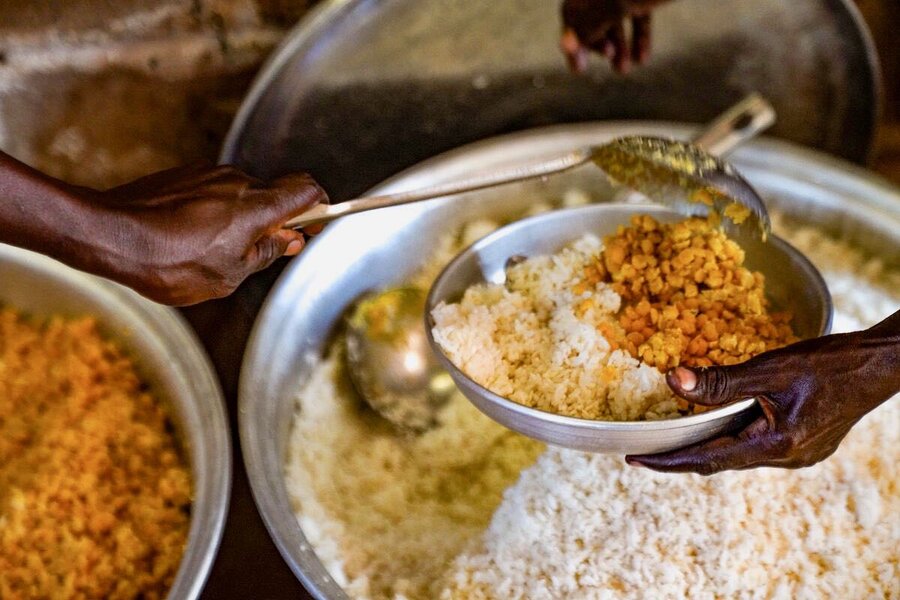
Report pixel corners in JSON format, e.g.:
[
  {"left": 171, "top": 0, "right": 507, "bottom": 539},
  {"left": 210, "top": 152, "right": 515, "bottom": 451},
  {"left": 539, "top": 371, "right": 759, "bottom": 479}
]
[
  {"left": 427, "top": 204, "right": 831, "bottom": 453},
  {"left": 0, "top": 244, "right": 230, "bottom": 599}
]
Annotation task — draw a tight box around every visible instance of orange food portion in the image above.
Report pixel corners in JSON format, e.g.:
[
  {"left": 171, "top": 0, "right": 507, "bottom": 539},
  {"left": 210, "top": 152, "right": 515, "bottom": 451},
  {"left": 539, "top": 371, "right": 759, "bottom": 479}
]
[
  {"left": 581, "top": 215, "right": 796, "bottom": 412},
  {"left": 0, "top": 309, "right": 191, "bottom": 600}
]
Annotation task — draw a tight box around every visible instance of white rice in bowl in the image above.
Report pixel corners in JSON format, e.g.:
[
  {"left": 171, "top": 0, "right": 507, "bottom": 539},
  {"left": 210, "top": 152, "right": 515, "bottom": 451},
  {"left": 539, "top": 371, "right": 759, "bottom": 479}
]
[
  {"left": 284, "top": 208, "right": 899, "bottom": 600},
  {"left": 430, "top": 233, "right": 679, "bottom": 421}
]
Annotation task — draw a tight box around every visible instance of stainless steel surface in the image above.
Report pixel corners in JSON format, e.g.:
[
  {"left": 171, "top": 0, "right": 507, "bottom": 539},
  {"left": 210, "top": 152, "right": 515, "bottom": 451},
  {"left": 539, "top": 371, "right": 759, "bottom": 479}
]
[
  {"left": 424, "top": 204, "right": 831, "bottom": 454},
  {"left": 0, "top": 245, "right": 231, "bottom": 600},
  {"left": 344, "top": 287, "right": 455, "bottom": 431},
  {"left": 337, "top": 95, "right": 775, "bottom": 431},
  {"left": 221, "top": 0, "right": 879, "bottom": 200},
  {"left": 238, "top": 122, "right": 900, "bottom": 600}
]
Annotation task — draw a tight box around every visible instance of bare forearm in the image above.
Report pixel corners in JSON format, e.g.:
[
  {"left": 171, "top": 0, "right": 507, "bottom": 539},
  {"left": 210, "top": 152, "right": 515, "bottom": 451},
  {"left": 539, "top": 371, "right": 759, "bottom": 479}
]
[
  {"left": 1, "top": 151, "right": 325, "bottom": 305},
  {"left": 0, "top": 151, "right": 101, "bottom": 268}
]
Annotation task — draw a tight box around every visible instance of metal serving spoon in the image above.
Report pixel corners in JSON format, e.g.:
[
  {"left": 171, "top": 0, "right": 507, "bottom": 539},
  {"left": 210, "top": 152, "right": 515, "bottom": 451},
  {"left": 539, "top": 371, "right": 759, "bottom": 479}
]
[
  {"left": 285, "top": 95, "right": 774, "bottom": 236},
  {"left": 340, "top": 94, "right": 775, "bottom": 430},
  {"left": 344, "top": 287, "right": 456, "bottom": 431}
]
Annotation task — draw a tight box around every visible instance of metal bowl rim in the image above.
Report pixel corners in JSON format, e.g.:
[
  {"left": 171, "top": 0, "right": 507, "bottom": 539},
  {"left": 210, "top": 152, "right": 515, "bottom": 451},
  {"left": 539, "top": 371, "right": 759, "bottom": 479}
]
[
  {"left": 238, "top": 312, "right": 334, "bottom": 598},
  {"left": 220, "top": 0, "right": 357, "bottom": 165},
  {"left": 219, "top": 0, "right": 883, "bottom": 167}
]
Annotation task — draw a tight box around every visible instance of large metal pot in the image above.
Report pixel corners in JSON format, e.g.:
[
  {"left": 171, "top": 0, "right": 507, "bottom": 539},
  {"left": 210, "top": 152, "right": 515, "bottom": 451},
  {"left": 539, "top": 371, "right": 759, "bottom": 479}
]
[
  {"left": 0, "top": 245, "right": 232, "bottom": 600},
  {"left": 238, "top": 122, "right": 900, "bottom": 599},
  {"left": 221, "top": 0, "right": 880, "bottom": 200}
]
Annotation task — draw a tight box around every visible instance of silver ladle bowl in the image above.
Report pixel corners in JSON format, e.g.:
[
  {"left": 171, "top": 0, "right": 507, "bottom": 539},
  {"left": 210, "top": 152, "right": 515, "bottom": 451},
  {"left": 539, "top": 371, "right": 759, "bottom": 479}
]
[{"left": 344, "top": 287, "right": 456, "bottom": 432}]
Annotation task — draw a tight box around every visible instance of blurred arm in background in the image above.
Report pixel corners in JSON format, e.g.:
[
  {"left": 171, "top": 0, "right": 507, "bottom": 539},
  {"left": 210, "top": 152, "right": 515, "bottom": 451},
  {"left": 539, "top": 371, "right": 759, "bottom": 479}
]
[{"left": 561, "top": 0, "right": 672, "bottom": 73}]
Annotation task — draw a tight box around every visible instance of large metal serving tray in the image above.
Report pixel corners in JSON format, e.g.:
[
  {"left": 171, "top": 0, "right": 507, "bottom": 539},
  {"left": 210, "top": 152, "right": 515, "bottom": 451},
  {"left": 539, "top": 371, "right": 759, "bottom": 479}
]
[{"left": 238, "top": 122, "right": 900, "bottom": 599}]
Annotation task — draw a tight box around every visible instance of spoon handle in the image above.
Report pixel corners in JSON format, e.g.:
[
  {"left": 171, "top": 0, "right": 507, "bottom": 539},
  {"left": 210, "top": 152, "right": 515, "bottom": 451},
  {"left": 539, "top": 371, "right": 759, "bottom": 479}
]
[
  {"left": 284, "top": 149, "right": 593, "bottom": 229},
  {"left": 285, "top": 93, "right": 775, "bottom": 229},
  {"left": 691, "top": 93, "right": 775, "bottom": 155}
]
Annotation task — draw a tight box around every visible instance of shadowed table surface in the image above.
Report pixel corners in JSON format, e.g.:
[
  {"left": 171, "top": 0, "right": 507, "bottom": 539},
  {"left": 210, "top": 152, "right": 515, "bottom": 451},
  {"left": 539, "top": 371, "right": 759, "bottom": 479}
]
[{"left": 181, "top": 261, "right": 313, "bottom": 600}]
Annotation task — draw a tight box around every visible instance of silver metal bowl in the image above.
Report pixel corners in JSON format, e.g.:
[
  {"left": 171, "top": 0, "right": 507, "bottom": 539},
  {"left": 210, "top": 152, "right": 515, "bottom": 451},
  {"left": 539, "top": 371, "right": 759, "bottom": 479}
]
[
  {"left": 425, "top": 204, "right": 832, "bottom": 454},
  {"left": 0, "top": 245, "right": 231, "bottom": 600},
  {"left": 238, "top": 122, "right": 900, "bottom": 600}
]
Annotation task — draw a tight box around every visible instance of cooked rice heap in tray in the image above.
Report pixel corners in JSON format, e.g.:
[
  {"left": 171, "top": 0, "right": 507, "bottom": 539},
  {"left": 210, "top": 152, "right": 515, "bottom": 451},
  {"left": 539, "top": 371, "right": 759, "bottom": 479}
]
[
  {"left": 286, "top": 207, "right": 899, "bottom": 600},
  {"left": 431, "top": 215, "right": 796, "bottom": 420}
]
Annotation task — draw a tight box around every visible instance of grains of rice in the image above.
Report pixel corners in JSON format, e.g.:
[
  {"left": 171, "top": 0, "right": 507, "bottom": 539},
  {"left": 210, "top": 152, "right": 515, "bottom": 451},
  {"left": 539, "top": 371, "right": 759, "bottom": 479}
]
[
  {"left": 285, "top": 210, "right": 899, "bottom": 600},
  {"left": 440, "top": 405, "right": 898, "bottom": 599},
  {"left": 0, "top": 311, "right": 191, "bottom": 600},
  {"left": 285, "top": 220, "right": 545, "bottom": 600},
  {"left": 286, "top": 352, "right": 544, "bottom": 599},
  {"left": 431, "top": 233, "right": 678, "bottom": 421}
]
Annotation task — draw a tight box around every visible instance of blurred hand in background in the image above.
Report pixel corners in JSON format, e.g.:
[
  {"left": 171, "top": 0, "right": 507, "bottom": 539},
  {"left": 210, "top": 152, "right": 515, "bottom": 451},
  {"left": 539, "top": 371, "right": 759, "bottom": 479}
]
[{"left": 561, "top": 0, "right": 672, "bottom": 73}]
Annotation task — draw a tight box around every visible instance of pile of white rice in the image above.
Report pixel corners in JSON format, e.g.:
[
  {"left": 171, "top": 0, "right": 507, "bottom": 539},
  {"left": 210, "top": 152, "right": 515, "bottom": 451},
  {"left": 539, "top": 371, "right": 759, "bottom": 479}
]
[
  {"left": 284, "top": 219, "right": 547, "bottom": 600},
  {"left": 430, "top": 233, "right": 678, "bottom": 421},
  {"left": 285, "top": 209, "right": 899, "bottom": 600}
]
